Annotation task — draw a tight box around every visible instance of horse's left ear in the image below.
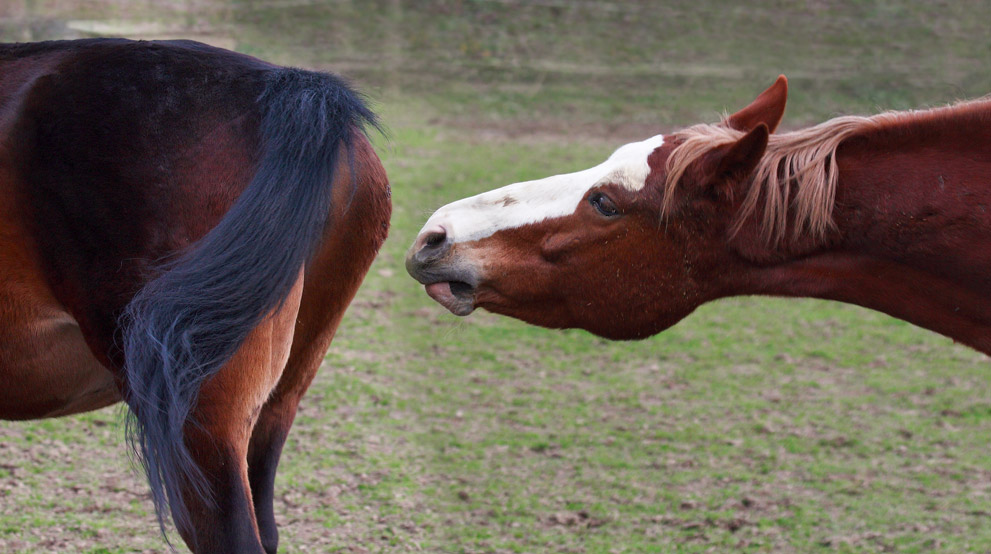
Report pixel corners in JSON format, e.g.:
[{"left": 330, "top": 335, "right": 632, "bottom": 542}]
[{"left": 725, "top": 75, "right": 788, "bottom": 133}]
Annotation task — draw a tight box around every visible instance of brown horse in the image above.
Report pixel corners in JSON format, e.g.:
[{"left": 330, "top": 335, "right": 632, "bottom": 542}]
[
  {"left": 0, "top": 39, "right": 390, "bottom": 553},
  {"left": 406, "top": 75, "right": 991, "bottom": 355}
]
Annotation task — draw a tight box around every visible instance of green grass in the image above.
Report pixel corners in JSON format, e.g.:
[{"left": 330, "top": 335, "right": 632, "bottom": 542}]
[{"left": 2, "top": 1, "right": 991, "bottom": 552}]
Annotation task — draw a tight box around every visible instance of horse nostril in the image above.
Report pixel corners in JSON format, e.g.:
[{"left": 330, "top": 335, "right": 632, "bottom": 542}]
[
  {"left": 424, "top": 229, "right": 446, "bottom": 247},
  {"left": 413, "top": 224, "right": 450, "bottom": 263}
]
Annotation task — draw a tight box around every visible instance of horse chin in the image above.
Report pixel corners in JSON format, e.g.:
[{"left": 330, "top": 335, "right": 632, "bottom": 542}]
[
  {"left": 582, "top": 323, "right": 661, "bottom": 341},
  {"left": 425, "top": 281, "right": 476, "bottom": 316},
  {"left": 581, "top": 309, "right": 692, "bottom": 341}
]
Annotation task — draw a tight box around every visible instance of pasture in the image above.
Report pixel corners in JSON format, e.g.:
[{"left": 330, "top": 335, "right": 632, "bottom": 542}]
[{"left": 2, "top": 1, "right": 991, "bottom": 552}]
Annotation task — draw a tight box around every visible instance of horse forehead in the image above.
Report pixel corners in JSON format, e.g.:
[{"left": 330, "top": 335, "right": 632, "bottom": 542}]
[
  {"left": 602, "top": 133, "right": 667, "bottom": 190},
  {"left": 505, "top": 133, "right": 666, "bottom": 199}
]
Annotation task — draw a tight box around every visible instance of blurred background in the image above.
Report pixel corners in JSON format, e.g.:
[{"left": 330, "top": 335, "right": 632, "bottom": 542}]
[
  {"left": 4, "top": 1, "right": 989, "bottom": 127},
  {"left": 1, "top": 1, "right": 990, "bottom": 553}
]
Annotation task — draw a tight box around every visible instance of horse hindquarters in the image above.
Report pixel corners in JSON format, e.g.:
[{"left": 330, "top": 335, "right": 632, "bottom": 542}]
[
  {"left": 139, "top": 113, "right": 389, "bottom": 554},
  {"left": 5, "top": 40, "right": 385, "bottom": 551},
  {"left": 110, "top": 56, "right": 380, "bottom": 550}
]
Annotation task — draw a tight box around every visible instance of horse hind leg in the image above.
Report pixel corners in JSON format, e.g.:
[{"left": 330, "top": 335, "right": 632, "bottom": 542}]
[
  {"left": 173, "top": 274, "right": 305, "bottom": 554},
  {"left": 246, "top": 260, "right": 368, "bottom": 554},
  {"left": 248, "top": 392, "right": 304, "bottom": 554}
]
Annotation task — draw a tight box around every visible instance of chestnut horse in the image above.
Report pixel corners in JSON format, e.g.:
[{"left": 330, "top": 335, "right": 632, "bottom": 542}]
[
  {"left": 0, "top": 39, "right": 390, "bottom": 553},
  {"left": 406, "top": 75, "right": 991, "bottom": 355}
]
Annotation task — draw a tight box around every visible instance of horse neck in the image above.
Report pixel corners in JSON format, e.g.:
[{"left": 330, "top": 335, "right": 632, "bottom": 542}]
[{"left": 726, "top": 101, "right": 991, "bottom": 353}]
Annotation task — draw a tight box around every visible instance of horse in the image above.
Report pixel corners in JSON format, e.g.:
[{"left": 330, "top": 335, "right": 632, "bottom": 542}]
[
  {"left": 0, "top": 39, "right": 390, "bottom": 553},
  {"left": 406, "top": 75, "right": 991, "bottom": 356}
]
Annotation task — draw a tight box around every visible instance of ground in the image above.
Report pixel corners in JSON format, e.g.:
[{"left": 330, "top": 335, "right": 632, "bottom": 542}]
[{"left": 1, "top": 1, "right": 990, "bottom": 552}]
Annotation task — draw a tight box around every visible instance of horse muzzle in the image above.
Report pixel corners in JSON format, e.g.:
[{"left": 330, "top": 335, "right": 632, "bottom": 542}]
[{"left": 405, "top": 224, "right": 479, "bottom": 316}]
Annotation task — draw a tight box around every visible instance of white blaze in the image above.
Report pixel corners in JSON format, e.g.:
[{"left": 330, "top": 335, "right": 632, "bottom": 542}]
[{"left": 421, "top": 134, "right": 665, "bottom": 243}]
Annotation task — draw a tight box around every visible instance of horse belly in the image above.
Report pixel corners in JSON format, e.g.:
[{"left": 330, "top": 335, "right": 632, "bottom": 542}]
[
  {"left": 0, "top": 303, "right": 120, "bottom": 420},
  {"left": 0, "top": 197, "right": 120, "bottom": 420}
]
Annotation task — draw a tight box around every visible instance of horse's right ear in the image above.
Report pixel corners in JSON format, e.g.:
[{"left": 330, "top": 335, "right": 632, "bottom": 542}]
[
  {"left": 714, "top": 123, "right": 769, "bottom": 186},
  {"left": 725, "top": 75, "right": 788, "bottom": 133},
  {"left": 693, "top": 123, "right": 769, "bottom": 203}
]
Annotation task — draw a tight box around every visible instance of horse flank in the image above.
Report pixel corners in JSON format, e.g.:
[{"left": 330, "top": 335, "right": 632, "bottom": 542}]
[{"left": 661, "top": 97, "right": 991, "bottom": 245}]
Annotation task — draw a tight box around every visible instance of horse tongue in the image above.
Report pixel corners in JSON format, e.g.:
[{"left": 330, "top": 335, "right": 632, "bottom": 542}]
[
  {"left": 425, "top": 281, "right": 455, "bottom": 305},
  {"left": 424, "top": 281, "right": 476, "bottom": 316}
]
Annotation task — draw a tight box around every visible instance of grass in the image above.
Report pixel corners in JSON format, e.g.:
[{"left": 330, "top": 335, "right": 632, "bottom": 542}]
[{"left": 2, "top": 1, "right": 991, "bottom": 552}]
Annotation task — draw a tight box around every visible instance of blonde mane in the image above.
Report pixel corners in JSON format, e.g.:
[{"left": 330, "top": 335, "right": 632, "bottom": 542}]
[{"left": 661, "top": 98, "right": 991, "bottom": 245}]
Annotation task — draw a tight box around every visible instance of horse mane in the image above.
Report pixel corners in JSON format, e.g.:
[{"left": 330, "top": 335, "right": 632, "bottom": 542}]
[{"left": 661, "top": 97, "right": 991, "bottom": 245}]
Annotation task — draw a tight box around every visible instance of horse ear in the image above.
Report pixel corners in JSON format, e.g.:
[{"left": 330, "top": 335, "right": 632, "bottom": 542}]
[
  {"left": 725, "top": 75, "right": 787, "bottom": 133},
  {"left": 701, "top": 123, "right": 769, "bottom": 201}
]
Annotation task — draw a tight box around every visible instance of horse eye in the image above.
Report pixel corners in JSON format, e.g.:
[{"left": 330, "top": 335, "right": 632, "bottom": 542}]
[{"left": 589, "top": 192, "right": 619, "bottom": 216}]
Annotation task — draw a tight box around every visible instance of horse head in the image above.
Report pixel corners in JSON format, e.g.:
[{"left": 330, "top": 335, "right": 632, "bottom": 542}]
[{"left": 407, "top": 77, "right": 788, "bottom": 339}]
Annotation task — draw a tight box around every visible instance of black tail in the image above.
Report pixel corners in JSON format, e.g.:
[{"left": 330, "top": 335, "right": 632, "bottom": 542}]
[{"left": 121, "top": 68, "right": 377, "bottom": 536}]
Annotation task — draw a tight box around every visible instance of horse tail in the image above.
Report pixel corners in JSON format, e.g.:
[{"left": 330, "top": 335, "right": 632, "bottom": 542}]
[{"left": 120, "top": 67, "right": 377, "bottom": 535}]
